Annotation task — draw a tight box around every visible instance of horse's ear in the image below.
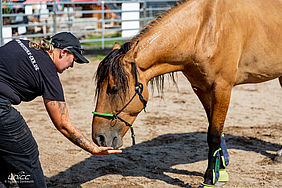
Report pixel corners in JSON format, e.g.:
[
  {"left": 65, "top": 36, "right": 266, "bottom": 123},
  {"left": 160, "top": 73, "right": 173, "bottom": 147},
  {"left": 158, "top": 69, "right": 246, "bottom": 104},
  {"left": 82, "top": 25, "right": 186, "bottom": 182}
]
[
  {"left": 122, "top": 40, "right": 138, "bottom": 62},
  {"left": 133, "top": 40, "right": 140, "bottom": 59},
  {"left": 113, "top": 42, "right": 121, "bottom": 50}
]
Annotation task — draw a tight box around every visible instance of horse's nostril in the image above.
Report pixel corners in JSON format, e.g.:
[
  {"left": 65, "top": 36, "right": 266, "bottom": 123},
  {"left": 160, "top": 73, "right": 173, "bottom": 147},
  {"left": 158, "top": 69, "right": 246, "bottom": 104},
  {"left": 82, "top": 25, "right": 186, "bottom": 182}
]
[
  {"left": 96, "top": 134, "right": 122, "bottom": 148},
  {"left": 112, "top": 136, "right": 117, "bottom": 148},
  {"left": 96, "top": 134, "right": 106, "bottom": 146}
]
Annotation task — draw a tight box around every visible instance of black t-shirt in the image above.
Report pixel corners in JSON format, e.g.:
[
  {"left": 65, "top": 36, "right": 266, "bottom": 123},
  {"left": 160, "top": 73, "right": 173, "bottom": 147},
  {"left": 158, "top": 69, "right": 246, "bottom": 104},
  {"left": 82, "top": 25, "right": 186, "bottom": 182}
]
[{"left": 0, "top": 39, "right": 65, "bottom": 105}]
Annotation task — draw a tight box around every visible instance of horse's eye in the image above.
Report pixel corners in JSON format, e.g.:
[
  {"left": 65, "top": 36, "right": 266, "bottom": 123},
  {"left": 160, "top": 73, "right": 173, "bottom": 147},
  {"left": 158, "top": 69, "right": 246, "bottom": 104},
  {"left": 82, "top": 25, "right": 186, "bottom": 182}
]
[{"left": 109, "top": 85, "right": 119, "bottom": 94}]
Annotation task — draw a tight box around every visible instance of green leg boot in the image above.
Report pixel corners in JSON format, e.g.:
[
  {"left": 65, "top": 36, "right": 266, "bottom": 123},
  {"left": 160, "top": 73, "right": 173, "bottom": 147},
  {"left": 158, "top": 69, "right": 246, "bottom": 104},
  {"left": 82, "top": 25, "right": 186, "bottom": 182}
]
[
  {"left": 200, "top": 134, "right": 230, "bottom": 187},
  {"left": 217, "top": 134, "right": 229, "bottom": 185}
]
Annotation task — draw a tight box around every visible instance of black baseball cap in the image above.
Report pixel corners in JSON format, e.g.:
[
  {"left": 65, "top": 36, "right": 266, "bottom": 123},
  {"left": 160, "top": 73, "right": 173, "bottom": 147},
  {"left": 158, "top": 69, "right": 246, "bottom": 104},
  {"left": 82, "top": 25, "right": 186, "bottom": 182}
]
[{"left": 50, "top": 32, "right": 89, "bottom": 63}]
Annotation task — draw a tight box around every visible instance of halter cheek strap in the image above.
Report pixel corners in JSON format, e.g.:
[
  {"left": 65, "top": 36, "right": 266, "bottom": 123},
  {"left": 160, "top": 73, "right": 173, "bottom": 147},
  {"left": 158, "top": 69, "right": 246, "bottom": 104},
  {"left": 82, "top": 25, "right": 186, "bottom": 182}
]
[{"left": 92, "top": 62, "right": 147, "bottom": 145}]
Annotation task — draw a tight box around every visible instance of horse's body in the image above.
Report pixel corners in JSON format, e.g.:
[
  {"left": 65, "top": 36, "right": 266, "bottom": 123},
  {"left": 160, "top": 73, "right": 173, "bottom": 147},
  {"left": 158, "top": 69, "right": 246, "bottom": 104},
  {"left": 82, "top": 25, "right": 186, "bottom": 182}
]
[{"left": 92, "top": 0, "right": 282, "bottom": 186}]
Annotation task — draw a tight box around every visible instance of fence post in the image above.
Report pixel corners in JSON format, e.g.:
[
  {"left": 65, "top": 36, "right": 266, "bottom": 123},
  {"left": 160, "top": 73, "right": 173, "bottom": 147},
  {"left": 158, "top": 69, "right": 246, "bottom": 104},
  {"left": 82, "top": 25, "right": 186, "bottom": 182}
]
[
  {"left": 143, "top": 0, "right": 147, "bottom": 28},
  {"left": 101, "top": 0, "right": 105, "bottom": 49},
  {"left": 67, "top": 4, "right": 70, "bottom": 31},
  {"left": 53, "top": 0, "right": 57, "bottom": 34},
  {"left": 0, "top": 0, "right": 3, "bottom": 46},
  {"left": 122, "top": 2, "right": 140, "bottom": 38}
]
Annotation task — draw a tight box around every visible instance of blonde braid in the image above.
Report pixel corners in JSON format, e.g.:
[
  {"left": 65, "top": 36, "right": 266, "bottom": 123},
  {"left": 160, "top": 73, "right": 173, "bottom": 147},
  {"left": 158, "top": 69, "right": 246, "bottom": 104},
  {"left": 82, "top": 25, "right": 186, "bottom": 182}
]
[{"left": 29, "top": 39, "right": 54, "bottom": 53}]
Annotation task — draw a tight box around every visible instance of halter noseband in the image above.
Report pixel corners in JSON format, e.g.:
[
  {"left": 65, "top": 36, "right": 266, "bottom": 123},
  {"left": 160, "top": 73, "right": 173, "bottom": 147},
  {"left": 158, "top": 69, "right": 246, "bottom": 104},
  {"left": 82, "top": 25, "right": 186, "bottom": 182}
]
[{"left": 92, "top": 62, "right": 147, "bottom": 145}]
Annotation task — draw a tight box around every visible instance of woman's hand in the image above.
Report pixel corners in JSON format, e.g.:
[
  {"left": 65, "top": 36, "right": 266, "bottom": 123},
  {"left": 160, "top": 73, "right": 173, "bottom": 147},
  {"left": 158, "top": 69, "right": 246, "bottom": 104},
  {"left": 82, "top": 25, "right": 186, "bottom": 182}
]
[{"left": 92, "top": 146, "right": 122, "bottom": 155}]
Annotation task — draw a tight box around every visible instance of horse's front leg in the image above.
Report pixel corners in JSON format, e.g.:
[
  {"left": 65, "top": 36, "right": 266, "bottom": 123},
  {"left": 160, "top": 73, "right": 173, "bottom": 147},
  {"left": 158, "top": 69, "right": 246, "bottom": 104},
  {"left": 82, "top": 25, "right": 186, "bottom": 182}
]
[
  {"left": 205, "top": 79, "right": 232, "bottom": 186},
  {"left": 194, "top": 78, "right": 232, "bottom": 187}
]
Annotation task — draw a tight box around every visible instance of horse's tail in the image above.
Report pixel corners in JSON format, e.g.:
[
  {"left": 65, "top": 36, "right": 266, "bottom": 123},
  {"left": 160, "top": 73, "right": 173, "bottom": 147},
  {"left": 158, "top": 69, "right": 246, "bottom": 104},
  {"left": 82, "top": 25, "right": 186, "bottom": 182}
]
[{"left": 279, "top": 77, "right": 282, "bottom": 87}]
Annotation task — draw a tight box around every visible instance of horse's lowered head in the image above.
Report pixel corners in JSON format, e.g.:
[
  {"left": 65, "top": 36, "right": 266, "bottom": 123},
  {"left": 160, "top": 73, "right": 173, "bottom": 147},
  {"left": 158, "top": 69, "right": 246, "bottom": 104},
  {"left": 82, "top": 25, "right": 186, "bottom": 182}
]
[{"left": 92, "top": 41, "right": 149, "bottom": 149}]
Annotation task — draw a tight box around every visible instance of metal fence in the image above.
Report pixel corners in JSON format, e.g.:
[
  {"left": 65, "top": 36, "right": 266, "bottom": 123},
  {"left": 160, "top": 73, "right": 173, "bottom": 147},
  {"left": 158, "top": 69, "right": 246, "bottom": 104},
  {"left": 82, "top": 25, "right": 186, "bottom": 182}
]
[{"left": 1, "top": 0, "right": 178, "bottom": 48}]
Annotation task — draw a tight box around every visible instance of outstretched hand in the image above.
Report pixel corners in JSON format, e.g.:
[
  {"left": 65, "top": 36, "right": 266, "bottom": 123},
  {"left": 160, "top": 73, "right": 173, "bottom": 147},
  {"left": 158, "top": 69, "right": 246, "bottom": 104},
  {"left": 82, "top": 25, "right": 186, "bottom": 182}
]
[{"left": 92, "top": 146, "right": 122, "bottom": 155}]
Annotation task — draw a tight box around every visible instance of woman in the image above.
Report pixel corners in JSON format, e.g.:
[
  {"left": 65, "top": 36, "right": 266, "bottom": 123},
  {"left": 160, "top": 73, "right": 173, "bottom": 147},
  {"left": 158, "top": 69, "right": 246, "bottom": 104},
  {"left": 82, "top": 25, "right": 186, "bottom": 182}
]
[{"left": 0, "top": 32, "right": 122, "bottom": 187}]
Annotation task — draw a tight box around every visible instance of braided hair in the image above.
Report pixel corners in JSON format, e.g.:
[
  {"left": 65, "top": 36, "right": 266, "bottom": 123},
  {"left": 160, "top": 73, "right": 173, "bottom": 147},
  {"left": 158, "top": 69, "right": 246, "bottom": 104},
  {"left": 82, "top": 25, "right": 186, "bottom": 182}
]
[{"left": 29, "top": 39, "right": 54, "bottom": 53}]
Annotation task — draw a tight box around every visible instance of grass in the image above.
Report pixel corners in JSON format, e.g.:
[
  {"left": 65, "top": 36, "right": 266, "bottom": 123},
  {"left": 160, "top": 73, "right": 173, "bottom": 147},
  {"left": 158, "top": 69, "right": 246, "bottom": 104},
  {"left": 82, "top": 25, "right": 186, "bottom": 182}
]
[
  {"left": 87, "top": 55, "right": 106, "bottom": 62},
  {"left": 82, "top": 32, "right": 124, "bottom": 49}
]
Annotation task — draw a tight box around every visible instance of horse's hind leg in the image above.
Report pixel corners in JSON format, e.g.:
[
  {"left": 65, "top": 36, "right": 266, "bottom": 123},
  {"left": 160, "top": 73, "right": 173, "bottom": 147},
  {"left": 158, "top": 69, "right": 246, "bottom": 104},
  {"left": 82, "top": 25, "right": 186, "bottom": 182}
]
[
  {"left": 274, "top": 77, "right": 282, "bottom": 162},
  {"left": 274, "top": 149, "right": 282, "bottom": 162},
  {"left": 275, "top": 76, "right": 282, "bottom": 162},
  {"left": 193, "top": 78, "right": 233, "bottom": 187}
]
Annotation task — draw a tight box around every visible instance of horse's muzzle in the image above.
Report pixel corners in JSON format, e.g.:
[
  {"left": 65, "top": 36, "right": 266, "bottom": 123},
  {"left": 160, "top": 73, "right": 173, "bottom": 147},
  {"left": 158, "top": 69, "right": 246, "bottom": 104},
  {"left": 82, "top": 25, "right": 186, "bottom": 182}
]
[{"left": 94, "top": 133, "right": 123, "bottom": 149}]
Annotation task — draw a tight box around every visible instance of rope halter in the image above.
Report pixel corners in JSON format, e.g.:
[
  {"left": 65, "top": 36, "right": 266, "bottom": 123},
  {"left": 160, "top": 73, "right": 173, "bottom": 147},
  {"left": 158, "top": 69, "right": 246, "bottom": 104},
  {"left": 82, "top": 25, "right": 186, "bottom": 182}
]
[{"left": 92, "top": 62, "right": 147, "bottom": 145}]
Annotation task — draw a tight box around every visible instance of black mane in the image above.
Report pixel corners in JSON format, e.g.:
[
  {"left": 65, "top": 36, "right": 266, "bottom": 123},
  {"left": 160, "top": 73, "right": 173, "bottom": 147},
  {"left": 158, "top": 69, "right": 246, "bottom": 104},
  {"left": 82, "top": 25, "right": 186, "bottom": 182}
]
[
  {"left": 95, "top": 42, "right": 131, "bottom": 97},
  {"left": 95, "top": 0, "right": 180, "bottom": 97},
  {"left": 95, "top": 40, "right": 177, "bottom": 98}
]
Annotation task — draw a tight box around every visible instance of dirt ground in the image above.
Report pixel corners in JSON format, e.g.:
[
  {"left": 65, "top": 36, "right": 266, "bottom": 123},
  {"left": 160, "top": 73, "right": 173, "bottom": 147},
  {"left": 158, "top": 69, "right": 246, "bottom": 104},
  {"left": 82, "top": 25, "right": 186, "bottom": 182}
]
[{"left": 16, "top": 59, "right": 281, "bottom": 188}]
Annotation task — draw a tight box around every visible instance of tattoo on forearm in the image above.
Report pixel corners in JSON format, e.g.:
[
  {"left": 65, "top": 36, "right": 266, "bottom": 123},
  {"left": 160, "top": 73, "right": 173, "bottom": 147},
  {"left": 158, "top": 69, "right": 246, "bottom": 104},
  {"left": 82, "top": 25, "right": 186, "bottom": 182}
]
[
  {"left": 55, "top": 101, "right": 69, "bottom": 126},
  {"left": 69, "top": 129, "right": 93, "bottom": 152},
  {"left": 48, "top": 101, "right": 95, "bottom": 153},
  {"left": 57, "top": 102, "right": 66, "bottom": 115}
]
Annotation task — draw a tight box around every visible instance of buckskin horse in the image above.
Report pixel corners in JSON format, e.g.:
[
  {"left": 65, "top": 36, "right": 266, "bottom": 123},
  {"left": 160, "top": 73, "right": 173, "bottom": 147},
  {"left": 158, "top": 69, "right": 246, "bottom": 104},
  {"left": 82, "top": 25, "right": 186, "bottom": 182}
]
[{"left": 92, "top": 0, "right": 282, "bottom": 187}]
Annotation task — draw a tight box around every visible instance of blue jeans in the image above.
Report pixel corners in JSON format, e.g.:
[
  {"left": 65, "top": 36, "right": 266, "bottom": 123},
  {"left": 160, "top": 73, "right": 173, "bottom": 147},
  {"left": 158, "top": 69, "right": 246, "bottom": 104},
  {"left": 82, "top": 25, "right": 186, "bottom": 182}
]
[{"left": 0, "top": 96, "right": 46, "bottom": 188}]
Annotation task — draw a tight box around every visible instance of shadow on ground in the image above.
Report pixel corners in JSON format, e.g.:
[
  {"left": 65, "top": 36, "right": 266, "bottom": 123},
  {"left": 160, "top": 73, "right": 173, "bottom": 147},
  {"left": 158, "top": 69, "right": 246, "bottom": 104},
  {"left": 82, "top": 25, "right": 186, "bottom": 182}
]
[{"left": 46, "top": 132, "right": 281, "bottom": 187}]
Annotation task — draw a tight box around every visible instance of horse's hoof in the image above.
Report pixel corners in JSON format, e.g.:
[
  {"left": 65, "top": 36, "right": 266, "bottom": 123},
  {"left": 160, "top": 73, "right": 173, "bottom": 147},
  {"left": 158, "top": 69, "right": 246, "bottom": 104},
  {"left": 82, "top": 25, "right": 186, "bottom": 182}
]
[
  {"left": 198, "top": 183, "right": 214, "bottom": 188},
  {"left": 274, "top": 155, "right": 282, "bottom": 162},
  {"left": 274, "top": 149, "right": 282, "bottom": 163},
  {"left": 217, "top": 169, "right": 229, "bottom": 183},
  {"left": 215, "top": 181, "right": 226, "bottom": 186}
]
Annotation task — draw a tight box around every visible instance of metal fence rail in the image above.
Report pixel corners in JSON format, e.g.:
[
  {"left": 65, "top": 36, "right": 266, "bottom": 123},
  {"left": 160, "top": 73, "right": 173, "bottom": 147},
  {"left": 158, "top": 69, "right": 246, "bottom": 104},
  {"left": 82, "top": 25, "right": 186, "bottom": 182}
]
[{"left": 1, "top": 0, "right": 178, "bottom": 48}]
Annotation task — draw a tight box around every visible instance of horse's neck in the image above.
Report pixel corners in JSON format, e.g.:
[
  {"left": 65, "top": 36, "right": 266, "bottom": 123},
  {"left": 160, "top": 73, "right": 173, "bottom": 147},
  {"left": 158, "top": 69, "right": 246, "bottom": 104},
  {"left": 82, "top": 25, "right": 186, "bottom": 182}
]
[{"left": 135, "top": 0, "right": 209, "bottom": 82}]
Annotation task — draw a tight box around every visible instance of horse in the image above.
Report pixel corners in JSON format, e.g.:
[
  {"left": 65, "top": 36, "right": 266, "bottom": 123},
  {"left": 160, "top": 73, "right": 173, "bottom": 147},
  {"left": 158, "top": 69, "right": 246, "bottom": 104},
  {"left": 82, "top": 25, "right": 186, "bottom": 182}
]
[{"left": 92, "top": 0, "right": 282, "bottom": 187}]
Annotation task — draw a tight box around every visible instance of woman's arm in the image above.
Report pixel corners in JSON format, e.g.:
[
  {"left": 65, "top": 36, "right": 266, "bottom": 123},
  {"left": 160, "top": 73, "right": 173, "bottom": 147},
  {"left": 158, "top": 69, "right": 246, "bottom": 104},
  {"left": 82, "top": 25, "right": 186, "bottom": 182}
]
[{"left": 43, "top": 98, "right": 122, "bottom": 155}]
